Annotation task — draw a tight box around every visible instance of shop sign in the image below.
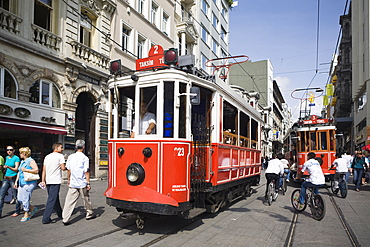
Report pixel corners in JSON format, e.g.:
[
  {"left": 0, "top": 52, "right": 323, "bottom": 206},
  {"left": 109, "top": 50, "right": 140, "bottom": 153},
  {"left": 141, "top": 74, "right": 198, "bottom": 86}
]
[
  {"left": 100, "top": 160, "right": 108, "bottom": 166},
  {"left": 78, "top": 73, "right": 99, "bottom": 85}
]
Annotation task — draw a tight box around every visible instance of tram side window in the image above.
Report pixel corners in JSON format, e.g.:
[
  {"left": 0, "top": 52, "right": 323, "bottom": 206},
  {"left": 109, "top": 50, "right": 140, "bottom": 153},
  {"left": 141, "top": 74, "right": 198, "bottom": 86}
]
[
  {"left": 179, "top": 83, "right": 186, "bottom": 138},
  {"left": 319, "top": 131, "right": 327, "bottom": 150},
  {"left": 309, "top": 132, "right": 317, "bottom": 151},
  {"left": 223, "top": 101, "right": 237, "bottom": 145},
  {"left": 117, "top": 86, "right": 135, "bottom": 138},
  {"left": 299, "top": 132, "right": 306, "bottom": 152},
  {"left": 251, "top": 119, "right": 258, "bottom": 149},
  {"left": 164, "top": 82, "right": 174, "bottom": 138},
  {"left": 329, "top": 130, "right": 335, "bottom": 151},
  {"left": 239, "top": 112, "right": 250, "bottom": 148}
]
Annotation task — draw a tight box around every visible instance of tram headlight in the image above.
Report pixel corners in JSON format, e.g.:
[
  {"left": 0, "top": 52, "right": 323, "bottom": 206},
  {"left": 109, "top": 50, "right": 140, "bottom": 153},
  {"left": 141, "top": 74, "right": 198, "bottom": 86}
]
[{"left": 126, "top": 163, "right": 145, "bottom": 185}]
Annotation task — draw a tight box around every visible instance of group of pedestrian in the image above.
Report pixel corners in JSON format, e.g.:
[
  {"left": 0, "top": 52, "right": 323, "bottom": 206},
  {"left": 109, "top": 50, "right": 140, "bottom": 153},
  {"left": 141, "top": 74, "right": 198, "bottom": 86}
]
[{"left": 0, "top": 140, "right": 95, "bottom": 225}]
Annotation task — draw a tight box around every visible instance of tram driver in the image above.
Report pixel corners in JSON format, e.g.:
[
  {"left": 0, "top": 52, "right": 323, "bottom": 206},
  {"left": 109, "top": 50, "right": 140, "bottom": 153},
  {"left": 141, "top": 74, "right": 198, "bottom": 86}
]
[{"left": 130, "top": 101, "right": 156, "bottom": 138}]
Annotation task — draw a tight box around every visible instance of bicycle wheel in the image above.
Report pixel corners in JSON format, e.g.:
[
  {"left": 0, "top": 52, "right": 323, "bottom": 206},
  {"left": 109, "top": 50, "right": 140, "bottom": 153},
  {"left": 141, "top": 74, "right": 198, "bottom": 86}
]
[
  {"left": 291, "top": 189, "right": 306, "bottom": 212},
  {"left": 311, "top": 194, "right": 326, "bottom": 221},
  {"left": 340, "top": 181, "right": 348, "bottom": 198},
  {"left": 267, "top": 182, "right": 274, "bottom": 206}
]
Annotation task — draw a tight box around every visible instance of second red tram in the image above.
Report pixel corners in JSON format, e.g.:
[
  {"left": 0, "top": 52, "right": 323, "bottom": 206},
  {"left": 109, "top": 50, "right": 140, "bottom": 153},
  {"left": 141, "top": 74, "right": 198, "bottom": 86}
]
[
  {"left": 104, "top": 64, "right": 263, "bottom": 228},
  {"left": 289, "top": 115, "right": 336, "bottom": 181}
]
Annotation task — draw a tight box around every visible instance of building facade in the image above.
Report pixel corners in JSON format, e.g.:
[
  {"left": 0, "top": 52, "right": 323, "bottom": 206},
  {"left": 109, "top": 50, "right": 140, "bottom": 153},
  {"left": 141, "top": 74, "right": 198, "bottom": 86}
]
[
  {"left": 351, "top": 0, "right": 370, "bottom": 150},
  {"left": 0, "top": 0, "right": 232, "bottom": 178}
]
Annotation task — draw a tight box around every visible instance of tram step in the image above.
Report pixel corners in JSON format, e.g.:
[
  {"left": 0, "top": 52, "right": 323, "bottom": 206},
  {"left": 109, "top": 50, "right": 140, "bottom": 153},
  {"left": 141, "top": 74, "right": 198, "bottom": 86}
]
[{"left": 187, "top": 208, "right": 207, "bottom": 219}]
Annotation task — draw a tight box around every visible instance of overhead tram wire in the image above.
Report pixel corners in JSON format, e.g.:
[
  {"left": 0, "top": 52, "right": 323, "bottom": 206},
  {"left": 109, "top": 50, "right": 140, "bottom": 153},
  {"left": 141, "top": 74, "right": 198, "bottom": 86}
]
[{"left": 178, "top": 2, "right": 268, "bottom": 105}]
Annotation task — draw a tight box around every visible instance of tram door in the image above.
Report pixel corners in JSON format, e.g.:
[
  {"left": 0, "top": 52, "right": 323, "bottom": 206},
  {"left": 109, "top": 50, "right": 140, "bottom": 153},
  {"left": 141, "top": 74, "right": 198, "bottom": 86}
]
[{"left": 190, "top": 87, "right": 212, "bottom": 208}]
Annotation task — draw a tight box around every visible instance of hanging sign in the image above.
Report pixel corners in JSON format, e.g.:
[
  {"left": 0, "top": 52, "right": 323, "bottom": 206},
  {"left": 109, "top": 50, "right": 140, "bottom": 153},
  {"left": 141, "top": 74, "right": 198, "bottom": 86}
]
[{"left": 136, "top": 45, "right": 168, "bottom": 71}]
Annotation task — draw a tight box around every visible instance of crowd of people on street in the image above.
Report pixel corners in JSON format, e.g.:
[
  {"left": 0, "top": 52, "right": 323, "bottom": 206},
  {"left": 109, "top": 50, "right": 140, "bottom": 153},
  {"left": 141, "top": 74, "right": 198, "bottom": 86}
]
[
  {"left": 262, "top": 148, "right": 370, "bottom": 204},
  {"left": 0, "top": 140, "right": 95, "bottom": 225}
]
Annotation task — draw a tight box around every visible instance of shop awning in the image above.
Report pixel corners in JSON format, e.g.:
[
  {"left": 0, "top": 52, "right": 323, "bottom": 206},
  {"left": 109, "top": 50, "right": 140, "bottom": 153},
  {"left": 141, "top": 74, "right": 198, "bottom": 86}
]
[{"left": 0, "top": 118, "right": 67, "bottom": 135}]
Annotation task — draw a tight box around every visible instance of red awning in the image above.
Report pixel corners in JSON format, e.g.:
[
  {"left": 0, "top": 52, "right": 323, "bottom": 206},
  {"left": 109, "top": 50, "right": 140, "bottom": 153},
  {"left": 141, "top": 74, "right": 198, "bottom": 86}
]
[{"left": 0, "top": 118, "right": 67, "bottom": 135}]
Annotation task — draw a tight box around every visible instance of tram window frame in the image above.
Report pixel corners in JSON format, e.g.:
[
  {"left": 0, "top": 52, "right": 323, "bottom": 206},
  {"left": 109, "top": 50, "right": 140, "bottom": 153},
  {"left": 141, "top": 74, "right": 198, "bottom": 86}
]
[
  {"left": 251, "top": 118, "right": 258, "bottom": 149},
  {"left": 309, "top": 132, "right": 317, "bottom": 151},
  {"left": 163, "top": 82, "right": 174, "bottom": 138}
]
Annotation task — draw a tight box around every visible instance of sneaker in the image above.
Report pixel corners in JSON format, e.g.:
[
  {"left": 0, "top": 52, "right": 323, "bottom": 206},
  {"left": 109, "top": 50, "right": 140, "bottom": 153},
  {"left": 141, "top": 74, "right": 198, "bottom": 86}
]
[
  {"left": 86, "top": 215, "right": 96, "bottom": 220},
  {"left": 286, "top": 179, "right": 290, "bottom": 183}
]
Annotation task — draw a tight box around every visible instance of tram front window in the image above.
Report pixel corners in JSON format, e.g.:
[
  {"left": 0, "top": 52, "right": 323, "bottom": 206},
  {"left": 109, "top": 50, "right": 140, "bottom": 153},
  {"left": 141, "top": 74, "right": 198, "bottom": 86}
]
[
  {"left": 117, "top": 86, "right": 135, "bottom": 138},
  {"left": 131, "top": 86, "right": 157, "bottom": 137}
]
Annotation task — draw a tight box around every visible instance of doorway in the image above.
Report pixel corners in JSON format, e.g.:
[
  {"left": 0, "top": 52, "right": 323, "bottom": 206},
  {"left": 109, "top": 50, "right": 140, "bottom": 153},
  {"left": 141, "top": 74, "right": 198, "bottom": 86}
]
[{"left": 75, "top": 92, "right": 96, "bottom": 177}]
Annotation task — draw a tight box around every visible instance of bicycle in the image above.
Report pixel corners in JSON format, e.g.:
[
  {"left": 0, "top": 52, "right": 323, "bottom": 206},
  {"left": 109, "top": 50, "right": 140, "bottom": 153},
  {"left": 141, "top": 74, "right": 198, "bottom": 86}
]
[
  {"left": 266, "top": 178, "right": 278, "bottom": 206},
  {"left": 330, "top": 173, "right": 348, "bottom": 198},
  {"left": 291, "top": 185, "right": 326, "bottom": 221}
]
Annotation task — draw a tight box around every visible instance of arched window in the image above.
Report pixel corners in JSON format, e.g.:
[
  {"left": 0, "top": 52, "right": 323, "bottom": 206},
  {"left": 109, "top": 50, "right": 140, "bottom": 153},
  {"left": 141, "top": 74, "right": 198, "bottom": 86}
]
[
  {"left": 0, "top": 67, "right": 17, "bottom": 99},
  {"left": 29, "top": 79, "right": 61, "bottom": 108}
]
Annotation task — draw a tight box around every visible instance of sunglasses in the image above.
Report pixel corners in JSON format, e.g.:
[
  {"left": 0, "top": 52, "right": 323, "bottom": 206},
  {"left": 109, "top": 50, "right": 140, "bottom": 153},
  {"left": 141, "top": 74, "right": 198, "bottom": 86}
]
[{"left": 7, "top": 149, "right": 14, "bottom": 151}]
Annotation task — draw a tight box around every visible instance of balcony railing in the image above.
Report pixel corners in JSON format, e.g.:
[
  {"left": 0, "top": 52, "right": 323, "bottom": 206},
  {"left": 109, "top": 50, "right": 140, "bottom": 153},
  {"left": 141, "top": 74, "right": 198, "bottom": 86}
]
[
  {"left": 70, "top": 41, "right": 110, "bottom": 69},
  {"left": 0, "top": 8, "right": 22, "bottom": 35},
  {"left": 31, "top": 24, "right": 62, "bottom": 51}
]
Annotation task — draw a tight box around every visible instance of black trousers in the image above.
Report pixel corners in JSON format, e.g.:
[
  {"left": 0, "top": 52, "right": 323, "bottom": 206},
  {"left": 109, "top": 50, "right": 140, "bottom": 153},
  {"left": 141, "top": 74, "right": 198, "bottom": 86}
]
[
  {"left": 42, "top": 184, "right": 63, "bottom": 223},
  {"left": 265, "top": 173, "right": 280, "bottom": 195}
]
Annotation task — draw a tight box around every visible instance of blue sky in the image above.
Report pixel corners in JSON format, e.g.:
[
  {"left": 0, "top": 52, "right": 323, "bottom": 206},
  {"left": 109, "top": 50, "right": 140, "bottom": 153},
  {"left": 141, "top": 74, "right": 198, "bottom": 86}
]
[{"left": 229, "top": 0, "right": 348, "bottom": 120}]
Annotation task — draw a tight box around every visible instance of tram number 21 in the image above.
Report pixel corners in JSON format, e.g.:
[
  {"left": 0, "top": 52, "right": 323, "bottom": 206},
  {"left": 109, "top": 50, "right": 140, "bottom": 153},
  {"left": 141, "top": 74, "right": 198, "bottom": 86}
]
[{"left": 174, "top": 147, "right": 185, "bottom": 156}]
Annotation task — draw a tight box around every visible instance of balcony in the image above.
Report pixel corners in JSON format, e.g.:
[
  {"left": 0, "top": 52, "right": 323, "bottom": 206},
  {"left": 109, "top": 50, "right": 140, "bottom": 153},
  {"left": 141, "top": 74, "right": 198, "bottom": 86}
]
[
  {"left": 70, "top": 41, "right": 110, "bottom": 69},
  {"left": 0, "top": 8, "right": 22, "bottom": 35},
  {"left": 181, "top": 0, "right": 195, "bottom": 4},
  {"left": 31, "top": 24, "right": 62, "bottom": 51}
]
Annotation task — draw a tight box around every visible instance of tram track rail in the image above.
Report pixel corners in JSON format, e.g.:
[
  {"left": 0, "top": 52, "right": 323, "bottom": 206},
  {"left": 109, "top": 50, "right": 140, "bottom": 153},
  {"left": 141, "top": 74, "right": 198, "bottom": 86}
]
[{"left": 285, "top": 186, "right": 361, "bottom": 247}]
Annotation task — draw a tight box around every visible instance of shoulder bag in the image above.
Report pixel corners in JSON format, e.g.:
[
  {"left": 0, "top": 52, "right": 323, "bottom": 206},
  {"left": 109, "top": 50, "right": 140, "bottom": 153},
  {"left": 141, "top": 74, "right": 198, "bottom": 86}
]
[{"left": 23, "top": 171, "right": 40, "bottom": 181}]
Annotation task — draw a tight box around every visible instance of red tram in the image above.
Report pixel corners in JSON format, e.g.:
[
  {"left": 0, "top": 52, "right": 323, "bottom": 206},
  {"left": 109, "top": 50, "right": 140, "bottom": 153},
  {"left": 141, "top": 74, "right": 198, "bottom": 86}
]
[
  {"left": 104, "top": 50, "right": 263, "bottom": 228},
  {"left": 289, "top": 115, "right": 336, "bottom": 181}
]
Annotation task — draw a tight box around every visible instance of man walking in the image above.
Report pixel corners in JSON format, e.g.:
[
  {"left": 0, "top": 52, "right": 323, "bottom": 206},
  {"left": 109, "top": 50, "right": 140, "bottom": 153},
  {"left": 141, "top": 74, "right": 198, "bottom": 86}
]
[
  {"left": 62, "top": 140, "right": 95, "bottom": 225},
  {"left": 40, "top": 143, "right": 66, "bottom": 224}
]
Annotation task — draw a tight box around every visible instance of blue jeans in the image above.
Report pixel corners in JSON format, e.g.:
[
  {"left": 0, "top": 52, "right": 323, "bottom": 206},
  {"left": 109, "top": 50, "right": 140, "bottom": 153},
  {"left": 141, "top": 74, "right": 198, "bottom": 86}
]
[
  {"left": 0, "top": 178, "right": 21, "bottom": 217},
  {"left": 279, "top": 169, "right": 291, "bottom": 187},
  {"left": 298, "top": 181, "right": 321, "bottom": 204},
  {"left": 18, "top": 182, "right": 36, "bottom": 212},
  {"left": 353, "top": 168, "right": 365, "bottom": 190},
  {"left": 42, "top": 184, "right": 63, "bottom": 223}
]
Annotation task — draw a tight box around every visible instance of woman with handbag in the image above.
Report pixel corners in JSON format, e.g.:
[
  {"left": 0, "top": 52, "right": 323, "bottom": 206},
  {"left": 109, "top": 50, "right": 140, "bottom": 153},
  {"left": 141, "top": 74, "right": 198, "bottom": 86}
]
[
  {"left": 14, "top": 147, "right": 39, "bottom": 222},
  {"left": 350, "top": 150, "right": 368, "bottom": 192}
]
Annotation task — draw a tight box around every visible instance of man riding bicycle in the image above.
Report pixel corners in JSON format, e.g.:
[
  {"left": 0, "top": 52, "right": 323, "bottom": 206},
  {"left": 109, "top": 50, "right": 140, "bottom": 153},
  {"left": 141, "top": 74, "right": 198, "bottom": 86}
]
[
  {"left": 330, "top": 153, "right": 349, "bottom": 193},
  {"left": 265, "top": 153, "right": 284, "bottom": 200},
  {"left": 297, "top": 152, "right": 325, "bottom": 204}
]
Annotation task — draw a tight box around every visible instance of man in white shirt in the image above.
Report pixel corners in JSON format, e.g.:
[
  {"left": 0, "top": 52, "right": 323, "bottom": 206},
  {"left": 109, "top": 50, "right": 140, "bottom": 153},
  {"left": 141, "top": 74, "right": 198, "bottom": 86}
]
[
  {"left": 264, "top": 154, "right": 284, "bottom": 199},
  {"left": 342, "top": 152, "right": 354, "bottom": 182},
  {"left": 130, "top": 101, "right": 156, "bottom": 137},
  {"left": 40, "top": 143, "right": 66, "bottom": 224},
  {"left": 62, "top": 140, "right": 94, "bottom": 225},
  {"left": 298, "top": 152, "right": 325, "bottom": 204},
  {"left": 331, "top": 153, "right": 349, "bottom": 191}
]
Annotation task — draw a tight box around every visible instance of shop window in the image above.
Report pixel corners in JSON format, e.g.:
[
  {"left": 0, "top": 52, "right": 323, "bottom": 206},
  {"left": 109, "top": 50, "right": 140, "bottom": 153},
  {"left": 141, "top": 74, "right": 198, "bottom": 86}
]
[
  {"left": 34, "top": 0, "right": 52, "bottom": 31},
  {"left": 29, "top": 79, "right": 61, "bottom": 108},
  {"left": 0, "top": 67, "right": 17, "bottom": 99}
]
